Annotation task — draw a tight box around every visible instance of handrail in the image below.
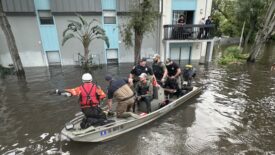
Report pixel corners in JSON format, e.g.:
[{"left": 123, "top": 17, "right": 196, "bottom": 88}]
[{"left": 163, "top": 24, "right": 215, "bottom": 40}]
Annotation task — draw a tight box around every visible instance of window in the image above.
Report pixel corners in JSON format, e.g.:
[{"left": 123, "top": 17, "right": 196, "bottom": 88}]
[
  {"left": 103, "top": 11, "right": 116, "bottom": 24},
  {"left": 104, "top": 17, "right": 116, "bottom": 24},
  {"left": 38, "top": 10, "right": 54, "bottom": 25}
]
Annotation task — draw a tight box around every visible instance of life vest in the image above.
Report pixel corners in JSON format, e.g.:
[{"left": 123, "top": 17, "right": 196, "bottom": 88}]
[
  {"left": 79, "top": 83, "right": 99, "bottom": 108},
  {"left": 152, "top": 62, "right": 164, "bottom": 80}
]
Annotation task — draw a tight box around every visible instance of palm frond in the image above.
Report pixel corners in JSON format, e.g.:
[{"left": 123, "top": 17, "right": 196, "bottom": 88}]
[
  {"left": 91, "top": 26, "right": 106, "bottom": 36},
  {"left": 62, "top": 33, "right": 75, "bottom": 46},
  {"left": 62, "top": 27, "right": 71, "bottom": 37},
  {"left": 76, "top": 13, "right": 88, "bottom": 27},
  {"left": 92, "top": 36, "right": 110, "bottom": 48},
  {"left": 67, "top": 19, "right": 82, "bottom": 30},
  {"left": 88, "top": 19, "right": 99, "bottom": 28}
]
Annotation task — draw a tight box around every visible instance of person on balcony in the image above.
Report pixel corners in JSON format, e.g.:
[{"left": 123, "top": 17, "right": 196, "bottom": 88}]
[
  {"left": 177, "top": 15, "right": 186, "bottom": 25},
  {"left": 177, "top": 15, "right": 189, "bottom": 39},
  {"left": 197, "top": 17, "right": 205, "bottom": 39},
  {"left": 204, "top": 16, "right": 213, "bottom": 39}
]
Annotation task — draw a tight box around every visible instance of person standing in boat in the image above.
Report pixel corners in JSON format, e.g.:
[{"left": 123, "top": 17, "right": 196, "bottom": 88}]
[
  {"left": 55, "top": 73, "right": 107, "bottom": 120},
  {"left": 152, "top": 54, "right": 168, "bottom": 87},
  {"left": 135, "top": 73, "right": 153, "bottom": 113},
  {"left": 105, "top": 75, "right": 138, "bottom": 118},
  {"left": 129, "top": 57, "right": 154, "bottom": 85},
  {"left": 165, "top": 58, "right": 182, "bottom": 96},
  {"left": 182, "top": 65, "right": 196, "bottom": 91}
]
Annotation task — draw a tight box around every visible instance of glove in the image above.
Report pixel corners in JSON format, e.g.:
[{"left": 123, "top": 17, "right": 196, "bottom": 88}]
[
  {"left": 161, "top": 78, "right": 165, "bottom": 83},
  {"left": 62, "top": 92, "right": 72, "bottom": 97},
  {"left": 50, "top": 89, "right": 61, "bottom": 95},
  {"left": 55, "top": 89, "right": 61, "bottom": 95}
]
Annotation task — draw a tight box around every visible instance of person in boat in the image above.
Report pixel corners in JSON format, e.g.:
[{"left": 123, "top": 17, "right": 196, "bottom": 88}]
[
  {"left": 135, "top": 73, "right": 153, "bottom": 113},
  {"left": 182, "top": 64, "right": 196, "bottom": 91},
  {"left": 152, "top": 54, "right": 168, "bottom": 87},
  {"left": 165, "top": 58, "right": 182, "bottom": 96},
  {"left": 55, "top": 73, "right": 108, "bottom": 121},
  {"left": 129, "top": 57, "right": 154, "bottom": 86},
  {"left": 105, "top": 75, "right": 138, "bottom": 118}
]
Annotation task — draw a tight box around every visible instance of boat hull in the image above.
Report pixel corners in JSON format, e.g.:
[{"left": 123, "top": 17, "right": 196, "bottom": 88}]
[{"left": 61, "top": 86, "right": 202, "bottom": 142}]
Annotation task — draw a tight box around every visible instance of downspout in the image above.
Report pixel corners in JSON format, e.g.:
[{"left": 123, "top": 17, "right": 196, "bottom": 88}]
[
  {"left": 158, "top": 0, "right": 164, "bottom": 59},
  {"left": 205, "top": 0, "right": 208, "bottom": 17}
]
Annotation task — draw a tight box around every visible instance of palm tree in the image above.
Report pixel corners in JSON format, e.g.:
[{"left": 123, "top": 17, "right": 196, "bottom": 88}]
[
  {"left": 121, "top": 0, "right": 158, "bottom": 64},
  {"left": 62, "top": 14, "right": 109, "bottom": 67}
]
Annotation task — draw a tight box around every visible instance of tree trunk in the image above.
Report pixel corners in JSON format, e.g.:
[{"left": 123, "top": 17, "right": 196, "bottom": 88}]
[
  {"left": 247, "top": 33, "right": 264, "bottom": 62},
  {"left": 0, "top": 2, "right": 25, "bottom": 78},
  {"left": 244, "top": 24, "right": 254, "bottom": 51},
  {"left": 83, "top": 46, "right": 89, "bottom": 68},
  {"left": 247, "top": 1, "right": 275, "bottom": 63},
  {"left": 134, "top": 31, "right": 143, "bottom": 65}
]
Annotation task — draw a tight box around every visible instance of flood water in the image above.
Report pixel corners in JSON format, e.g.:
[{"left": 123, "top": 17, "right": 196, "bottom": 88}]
[{"left": 1, "top": 44, "right": 275, "bottom": 155}]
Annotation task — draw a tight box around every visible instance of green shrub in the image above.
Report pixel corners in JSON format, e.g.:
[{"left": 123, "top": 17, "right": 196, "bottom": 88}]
[
  {"left": 0, "top": 65, "right": 14, "bottom": 78},
  {"left": 218, "top": 45, "right": 248, "bottom": 65}
]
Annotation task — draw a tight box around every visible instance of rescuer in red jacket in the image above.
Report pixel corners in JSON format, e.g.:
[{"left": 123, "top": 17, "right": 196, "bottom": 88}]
[{"left": 55, "top": 73, "right": 107, "bottom": 119}]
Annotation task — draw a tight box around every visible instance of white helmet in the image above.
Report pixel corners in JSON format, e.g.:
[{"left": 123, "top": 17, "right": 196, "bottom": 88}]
[{"left": 82, "top": 73, "right": 92, "bottom": 82}]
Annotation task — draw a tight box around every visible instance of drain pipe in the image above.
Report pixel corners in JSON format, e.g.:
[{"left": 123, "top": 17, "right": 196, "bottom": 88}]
[{"left": 158, "top": 0, "right": 164, "bottom": 61}]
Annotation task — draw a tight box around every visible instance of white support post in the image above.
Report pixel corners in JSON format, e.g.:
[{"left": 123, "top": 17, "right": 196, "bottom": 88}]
[
  {"left": 164, "top": 41, "right": 170, "bottom": 61},
  {"left": 207, "top": 40, "right": 215, "bottom": 62}
]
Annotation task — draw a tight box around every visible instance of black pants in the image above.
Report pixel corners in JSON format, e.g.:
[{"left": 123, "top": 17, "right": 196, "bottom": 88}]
[
  {"left": 165, "top": 78, "right": 179, "bottom": 90},
  {"left": 197, "top": 28, "right": 204, "bottom": 39},
  {"left": 140, "top": 96, "right": 152, "bottom": 113},
  {"left": 81, "top": 106, "right": 106, "bottom": 119}
]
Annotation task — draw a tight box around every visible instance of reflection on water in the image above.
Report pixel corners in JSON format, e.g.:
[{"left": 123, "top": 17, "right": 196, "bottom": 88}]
[{"left": 1, "top": 55, "right": 275, "bottom": 154}]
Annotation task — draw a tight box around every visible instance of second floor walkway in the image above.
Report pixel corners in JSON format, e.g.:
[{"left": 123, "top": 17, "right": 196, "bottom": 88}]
[{"left": 164, "top": 24, "right": 215, "bottom": 41}]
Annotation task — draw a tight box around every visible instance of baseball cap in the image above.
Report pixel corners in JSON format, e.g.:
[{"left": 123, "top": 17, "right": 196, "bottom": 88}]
[
  {"left": 185, "top": 64, "right": 193, "bottom": 68},
  {"left": 140, "top": 57, "right": 147, "bottom": 62},
  {"left": 139, "top": 73, "right": 147, "bottom": 79},
  {"left": 165, "top": 58, "right": 172, "bottom": 65},
  {"left": 152, "top": 54, "right": 160, "bottom": 59},
  {"left": 105, "top": 74, "right": 112, "bottom": 81}
]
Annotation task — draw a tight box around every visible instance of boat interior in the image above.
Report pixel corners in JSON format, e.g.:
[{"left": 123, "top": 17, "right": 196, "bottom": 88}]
[{"left": 64, "top": 82, "right": 195, "bottom": 134}]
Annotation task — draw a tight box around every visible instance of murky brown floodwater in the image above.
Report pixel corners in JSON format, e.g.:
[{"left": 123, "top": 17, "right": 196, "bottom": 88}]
[{"left": 1, "top": 43, "right": 275, "bottom": 155}]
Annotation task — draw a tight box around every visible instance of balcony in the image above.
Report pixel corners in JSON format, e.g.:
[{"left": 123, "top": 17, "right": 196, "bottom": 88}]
[{"left": 164, "top": 24, "right": 215, "bottom": 40}]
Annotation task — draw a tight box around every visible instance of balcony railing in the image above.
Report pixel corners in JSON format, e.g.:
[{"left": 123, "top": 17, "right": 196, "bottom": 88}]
[{"left": 164, "top": 24, "right": 215, "bottom": 40}]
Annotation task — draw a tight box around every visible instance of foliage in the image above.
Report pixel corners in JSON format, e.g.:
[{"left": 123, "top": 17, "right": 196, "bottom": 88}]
[
  {"left": 62, "top": 14, "right": 109, "bottom": 66},
  {"left": 212, "top": 0, "right": 268, "bottom": 42},
  {"left": 0, "top": 65, "right": 14, "bottom": 78},
  {"left": 218, "top": 46, "right": 248, "bottom": 65},
  {"left": 212, "top": 0, "right": 239, "bottom": 37},
  {"left": 247, "top": 0, "right": 275, "bottom": 62},
  {"left": 121, "top": 0, "right": 159, "bottom": 63}
]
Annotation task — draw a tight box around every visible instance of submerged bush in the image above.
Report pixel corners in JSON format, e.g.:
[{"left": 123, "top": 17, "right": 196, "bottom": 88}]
[
  {"left": 218, "top": 46, "right": 248, "bottom": 65},
  {"left": 0, "top": 65, "right": 14, "bottom": 78}
]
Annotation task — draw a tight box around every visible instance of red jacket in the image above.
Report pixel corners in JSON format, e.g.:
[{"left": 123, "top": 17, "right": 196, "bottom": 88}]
[{"left": 65, "top": 82, "right": 106, "bottom": 108}]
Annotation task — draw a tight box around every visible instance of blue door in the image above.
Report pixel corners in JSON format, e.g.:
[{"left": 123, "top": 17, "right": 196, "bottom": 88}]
[
  {"left": 40, "top": 25, "right": 60, "bottom": 51},
  {"left": 35, "top": 0, "right": 61, "bottom": 65},
  {"left": 104, "top": 24, "right": 119, "bottom": 49}
]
